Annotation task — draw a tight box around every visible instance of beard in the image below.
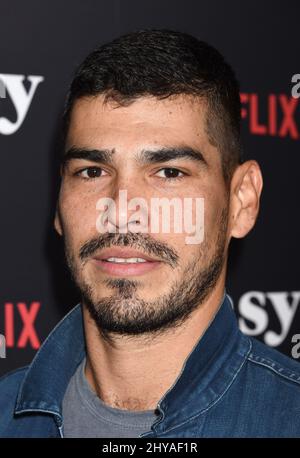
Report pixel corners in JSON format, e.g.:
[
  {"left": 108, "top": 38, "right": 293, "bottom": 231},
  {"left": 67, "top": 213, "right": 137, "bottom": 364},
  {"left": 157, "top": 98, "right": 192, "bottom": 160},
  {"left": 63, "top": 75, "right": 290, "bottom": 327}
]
[{"left": 64, "top": 207, "right": 228, "bottom": 340}]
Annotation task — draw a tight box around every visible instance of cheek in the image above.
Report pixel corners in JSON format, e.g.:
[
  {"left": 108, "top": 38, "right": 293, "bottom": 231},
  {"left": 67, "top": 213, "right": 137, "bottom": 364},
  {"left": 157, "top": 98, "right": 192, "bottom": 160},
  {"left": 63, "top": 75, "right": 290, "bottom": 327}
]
[
  {"left": 204, "top": 198, "right": 228, "bottom": 248},
  {"left": 59, "top": 190, "right": 99, "bottom": 242}
]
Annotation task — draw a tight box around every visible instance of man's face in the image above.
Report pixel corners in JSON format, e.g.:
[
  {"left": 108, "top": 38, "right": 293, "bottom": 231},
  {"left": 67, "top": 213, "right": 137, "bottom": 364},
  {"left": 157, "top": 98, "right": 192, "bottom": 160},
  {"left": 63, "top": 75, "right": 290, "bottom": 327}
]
[{"left": 55, "top": 94, "right": 230, "bottom": 337}]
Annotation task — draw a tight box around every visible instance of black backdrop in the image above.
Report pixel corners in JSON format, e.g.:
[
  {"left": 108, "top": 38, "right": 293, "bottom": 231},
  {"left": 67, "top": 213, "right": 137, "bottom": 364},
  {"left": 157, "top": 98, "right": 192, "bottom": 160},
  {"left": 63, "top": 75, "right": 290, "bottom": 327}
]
[{"left": 1, "top": 0, "right": 300, "bottom": 375}]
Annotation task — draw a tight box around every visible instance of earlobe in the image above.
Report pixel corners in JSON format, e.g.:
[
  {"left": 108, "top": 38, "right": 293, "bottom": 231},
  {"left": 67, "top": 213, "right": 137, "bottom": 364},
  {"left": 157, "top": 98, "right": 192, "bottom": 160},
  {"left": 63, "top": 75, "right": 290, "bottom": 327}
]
[
  {"left": 54, "top": 206, "right": 63, "bottom": 236},
  {"left": 230, "top": 160, "right": 263, "bottom": 239}
]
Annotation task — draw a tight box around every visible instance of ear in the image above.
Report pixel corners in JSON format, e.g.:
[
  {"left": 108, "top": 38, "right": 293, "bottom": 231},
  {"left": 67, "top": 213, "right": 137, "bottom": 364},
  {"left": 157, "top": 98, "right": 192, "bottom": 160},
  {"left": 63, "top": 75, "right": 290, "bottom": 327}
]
[
  {"left": 229, "top": 160, "right": 263, "bottom": 239},
  {"left": 54, "top": 204, "right": 63, "bottom": 236}
]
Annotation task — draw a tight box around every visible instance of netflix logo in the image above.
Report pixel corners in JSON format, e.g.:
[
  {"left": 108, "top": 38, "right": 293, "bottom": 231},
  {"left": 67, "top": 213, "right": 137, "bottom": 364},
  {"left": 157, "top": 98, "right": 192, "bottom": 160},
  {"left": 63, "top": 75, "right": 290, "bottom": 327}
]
[
  {"left": 1, "top": 302, "right": 41, "bottom": 350},
  {"left": 240, "top": 93, "right": 300, "bottom": 139}
]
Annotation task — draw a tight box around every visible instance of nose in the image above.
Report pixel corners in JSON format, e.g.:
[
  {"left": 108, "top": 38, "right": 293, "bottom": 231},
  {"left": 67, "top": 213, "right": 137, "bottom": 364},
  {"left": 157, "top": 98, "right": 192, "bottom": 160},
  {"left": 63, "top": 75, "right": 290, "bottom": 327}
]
[{"left": 96, "top": 186, "right": 150, "bottom": 234}]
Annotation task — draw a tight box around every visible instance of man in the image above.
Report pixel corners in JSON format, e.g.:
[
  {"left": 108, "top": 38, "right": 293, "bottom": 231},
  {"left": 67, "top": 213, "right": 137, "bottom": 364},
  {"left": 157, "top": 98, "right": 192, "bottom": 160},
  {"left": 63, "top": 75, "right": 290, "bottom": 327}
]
[{"left": 0, "top": 29, "right": 299, "bottom": 438}]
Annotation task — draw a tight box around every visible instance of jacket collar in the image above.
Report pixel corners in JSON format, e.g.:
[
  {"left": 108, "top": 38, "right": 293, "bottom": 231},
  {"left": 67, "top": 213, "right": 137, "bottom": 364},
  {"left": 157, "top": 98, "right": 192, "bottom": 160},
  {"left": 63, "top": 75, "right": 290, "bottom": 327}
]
[
  {"left": 15, "top": 291, "right": 251, "bottom": 434},
  {"left": 150, "top": 291, "right": 251, "bottom": 435},
  {"left": 15, "top": 304, "right": 86, "bottom": 419}
]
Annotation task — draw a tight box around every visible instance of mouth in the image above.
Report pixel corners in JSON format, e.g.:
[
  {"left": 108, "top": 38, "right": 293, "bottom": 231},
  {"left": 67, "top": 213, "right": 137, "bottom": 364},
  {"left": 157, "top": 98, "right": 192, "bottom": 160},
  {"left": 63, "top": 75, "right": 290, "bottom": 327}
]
[{"left": 92, "top": 247, "right": 163, "bottom": 277}]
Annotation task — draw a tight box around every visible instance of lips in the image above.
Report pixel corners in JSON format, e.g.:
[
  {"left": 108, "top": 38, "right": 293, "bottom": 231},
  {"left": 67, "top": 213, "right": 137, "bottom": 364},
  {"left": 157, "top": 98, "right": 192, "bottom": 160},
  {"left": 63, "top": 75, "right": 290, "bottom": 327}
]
[
  {"left": 92, "top": 247, "right": 163, "bottom": 276},
  {"left": 94, "top": 248, "right": 160, "bottom": 263}
]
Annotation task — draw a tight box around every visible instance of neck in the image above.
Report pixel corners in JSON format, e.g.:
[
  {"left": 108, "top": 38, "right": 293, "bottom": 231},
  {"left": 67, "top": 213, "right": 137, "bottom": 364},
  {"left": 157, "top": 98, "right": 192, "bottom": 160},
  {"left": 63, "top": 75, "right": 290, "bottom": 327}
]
[{"left": 83, "top": 279, "right": 226, "bottom": 411}]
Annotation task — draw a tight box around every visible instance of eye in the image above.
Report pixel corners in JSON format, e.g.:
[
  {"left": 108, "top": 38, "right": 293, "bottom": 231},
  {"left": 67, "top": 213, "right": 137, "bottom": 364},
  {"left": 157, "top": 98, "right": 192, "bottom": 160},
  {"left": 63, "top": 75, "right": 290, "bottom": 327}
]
[
  {"left": 75, "top": 167, "right": 107, "bottom": 179},
  {"left": 155, "top": 168, "right": 186, "bottom": 180}
]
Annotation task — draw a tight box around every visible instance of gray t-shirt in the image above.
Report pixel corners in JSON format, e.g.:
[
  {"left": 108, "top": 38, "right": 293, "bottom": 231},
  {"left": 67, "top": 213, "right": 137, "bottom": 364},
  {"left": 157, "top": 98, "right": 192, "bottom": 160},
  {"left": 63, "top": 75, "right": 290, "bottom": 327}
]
[{"left": 62, "top": 357, "right": 159, "bottom": 438}]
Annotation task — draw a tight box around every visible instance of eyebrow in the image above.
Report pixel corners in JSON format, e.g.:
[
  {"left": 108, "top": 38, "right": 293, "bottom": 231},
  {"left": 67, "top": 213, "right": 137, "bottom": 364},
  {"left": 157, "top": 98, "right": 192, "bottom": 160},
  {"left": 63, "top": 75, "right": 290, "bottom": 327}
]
[
  {"left": 136, "top": 147, "right": 207, "bottom": 165},
  {"left": 62, "top": 146, "right": 207, "bottom": 168},
  {"left": 62, "top": 147, "right": 115, "bottom": 168}
]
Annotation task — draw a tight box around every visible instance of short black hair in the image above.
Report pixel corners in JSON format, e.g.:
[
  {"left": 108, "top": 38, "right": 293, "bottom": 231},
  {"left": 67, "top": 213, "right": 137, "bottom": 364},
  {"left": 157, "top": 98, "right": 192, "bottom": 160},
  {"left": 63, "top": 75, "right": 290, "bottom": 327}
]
[{"left": 62, "top": 29, "right": 243, "bottom": 184}]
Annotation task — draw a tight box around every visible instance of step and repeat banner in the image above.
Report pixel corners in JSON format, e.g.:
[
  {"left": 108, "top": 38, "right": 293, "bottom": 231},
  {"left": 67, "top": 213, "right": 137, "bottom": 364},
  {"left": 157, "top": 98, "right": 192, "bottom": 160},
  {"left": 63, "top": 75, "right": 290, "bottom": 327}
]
[{"left": 1, "top": 0, "right": 300, "bottom": 375}]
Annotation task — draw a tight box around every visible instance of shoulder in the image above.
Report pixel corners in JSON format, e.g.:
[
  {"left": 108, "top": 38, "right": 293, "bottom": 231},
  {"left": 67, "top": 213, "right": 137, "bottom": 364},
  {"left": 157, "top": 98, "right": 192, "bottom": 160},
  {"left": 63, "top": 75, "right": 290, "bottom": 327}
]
[
  {"left": 0, "top": 365, "right": 29, "bottom": 390},
  {"left": 246, "top": 336, "right": 300, "bottom": 387},
  {"left": 0, "top": 366, "right": 29, "bottom": 421},
  {"left": 240, "top": 335, "right": 300, "bottom": 419}
]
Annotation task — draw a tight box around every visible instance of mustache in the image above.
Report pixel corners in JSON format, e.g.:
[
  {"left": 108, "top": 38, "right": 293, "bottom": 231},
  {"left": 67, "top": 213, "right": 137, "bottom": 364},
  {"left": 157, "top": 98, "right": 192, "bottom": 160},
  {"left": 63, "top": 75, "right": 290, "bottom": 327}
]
[{"left": 79, "top": 232, "right": 179, "bottom": 268}]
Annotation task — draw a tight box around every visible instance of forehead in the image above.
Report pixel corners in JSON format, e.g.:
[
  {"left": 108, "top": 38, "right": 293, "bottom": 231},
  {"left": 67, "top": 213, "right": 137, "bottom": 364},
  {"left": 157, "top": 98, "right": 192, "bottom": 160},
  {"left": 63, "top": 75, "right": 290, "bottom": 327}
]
[{"left": 66, "top": 94, "right": 220, "bottom": 167}]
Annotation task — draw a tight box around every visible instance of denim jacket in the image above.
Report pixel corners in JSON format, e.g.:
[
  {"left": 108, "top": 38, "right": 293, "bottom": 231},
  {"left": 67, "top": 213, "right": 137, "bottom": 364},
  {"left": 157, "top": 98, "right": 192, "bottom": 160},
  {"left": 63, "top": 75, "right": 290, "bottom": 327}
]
[{"left": 1, "top": 292, "right": 300, "bottom": 438}]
